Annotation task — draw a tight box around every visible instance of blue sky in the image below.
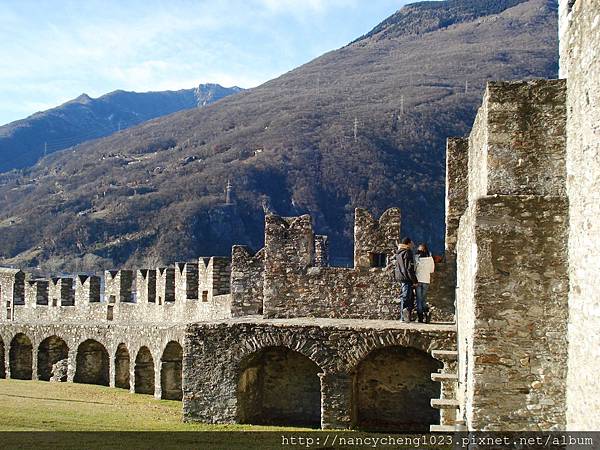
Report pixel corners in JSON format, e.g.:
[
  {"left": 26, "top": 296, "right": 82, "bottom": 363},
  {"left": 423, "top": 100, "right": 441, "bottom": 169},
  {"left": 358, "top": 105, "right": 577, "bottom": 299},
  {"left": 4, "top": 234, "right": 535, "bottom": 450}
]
[{"left": 0, "top": 0, "right": 411, "bottom": 125}]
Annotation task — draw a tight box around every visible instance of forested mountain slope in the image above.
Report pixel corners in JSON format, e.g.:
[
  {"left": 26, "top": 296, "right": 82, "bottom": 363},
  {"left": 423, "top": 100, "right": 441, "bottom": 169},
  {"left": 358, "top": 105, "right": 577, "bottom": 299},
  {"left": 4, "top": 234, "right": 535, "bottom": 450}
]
[{"left": 0, "top": 0, "right": 558, "bottom": 272}]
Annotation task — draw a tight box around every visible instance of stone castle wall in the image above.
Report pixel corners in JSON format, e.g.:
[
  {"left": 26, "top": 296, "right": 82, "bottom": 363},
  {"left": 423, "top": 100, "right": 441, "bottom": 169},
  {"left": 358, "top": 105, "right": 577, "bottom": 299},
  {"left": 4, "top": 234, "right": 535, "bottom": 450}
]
[
  {"left": 3, "top": 205, "right": 456, "bottom": 325},
  {"left": 230, "top": 246, "right": 264, "bottom": 317},
  {"left": 0, "top": 256, "right": 232, "bottom": 325},
  {"left": 455, "top": 79, "right": 570, "bottom": 430},
  {"left": 183, "top": 318, "right": 456, "bottom": 429},
  {"left": 445, "top": 138, "right": 469, "bottom": 257},
  {"left": 262, "top": 212, "right": 401, "bottom": 319},
  {"left": 0, "top": 321, "right": 184, "bottom": 398},
  {"left": 227, "top": 207, "right": 454, "bottom": 321},
  {"left": 559, "top": 0, "right": 600, "bottom": 430}
]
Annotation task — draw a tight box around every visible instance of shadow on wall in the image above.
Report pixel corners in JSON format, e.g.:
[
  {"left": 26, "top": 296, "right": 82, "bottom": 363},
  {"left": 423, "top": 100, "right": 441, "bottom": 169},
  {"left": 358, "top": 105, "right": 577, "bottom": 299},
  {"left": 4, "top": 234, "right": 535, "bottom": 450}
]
[
  {"left": 161, "top": 341, "right": 183, "bottom": 401},
  {"left": 115, "top": 343, "right": 131, "bottom": 390},
  {"left": 74, "top": 339, "right": 109, "bottom": 386},
  {"left": 352, "top": 346, "right": 443, "bottom": 432},
  {"left": 9, "top": 333, "right": 32, "bottom": 380},
  {"left": 134, "top": 347, "right": 154, "bottom": 395},
  {"left": 37, "top": 335, "right": 69, "bottom": 382},
  {"left": 237, "top": 346, "right": 322, "bottom": 428},
  {"left": 0, "top": 337, "right": 5, "bottom": 378}
]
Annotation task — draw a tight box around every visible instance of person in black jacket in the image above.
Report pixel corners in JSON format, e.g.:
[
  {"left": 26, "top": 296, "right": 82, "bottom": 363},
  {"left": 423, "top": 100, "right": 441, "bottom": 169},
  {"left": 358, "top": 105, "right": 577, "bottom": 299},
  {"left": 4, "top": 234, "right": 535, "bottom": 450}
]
[{"left": 393, "top": 237, "right": 418, "bottom": 321}]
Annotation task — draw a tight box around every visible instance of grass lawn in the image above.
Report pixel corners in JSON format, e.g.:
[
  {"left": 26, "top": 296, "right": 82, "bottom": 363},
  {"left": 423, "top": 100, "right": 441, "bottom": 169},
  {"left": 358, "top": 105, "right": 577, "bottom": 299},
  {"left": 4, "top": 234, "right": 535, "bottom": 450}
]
[
  {"left": 0, "top": 378, "right": 297, "bottom": 432},
  {"left": 0, "top": 379, "right": 316, "bottom": 449},
  {"left": 0, "top": 380, "right": 450, "bottom": 450}
]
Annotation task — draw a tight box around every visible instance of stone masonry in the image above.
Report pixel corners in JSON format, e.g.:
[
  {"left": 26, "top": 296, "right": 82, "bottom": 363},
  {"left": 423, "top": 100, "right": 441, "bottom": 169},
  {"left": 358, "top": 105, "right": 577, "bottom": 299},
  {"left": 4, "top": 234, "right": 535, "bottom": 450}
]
[
  {"left": 445, "top": 0, "right": 600, "bottom": 432},
  {"left": 559, "top": 0, "right": 600, "bottom": 430},
  {"left": 183, "top": 318, "right": 455, "bottom": 430},
  {"left": 455, "top": 79, "right": 570, "bottom": 430}
]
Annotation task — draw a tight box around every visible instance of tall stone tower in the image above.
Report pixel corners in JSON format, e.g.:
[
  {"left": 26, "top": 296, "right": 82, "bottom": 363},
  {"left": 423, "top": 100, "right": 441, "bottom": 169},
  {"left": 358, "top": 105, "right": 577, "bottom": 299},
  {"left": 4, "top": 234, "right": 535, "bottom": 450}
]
[{"left": 225, "top": 179, "right": 234, "bottom": 205}]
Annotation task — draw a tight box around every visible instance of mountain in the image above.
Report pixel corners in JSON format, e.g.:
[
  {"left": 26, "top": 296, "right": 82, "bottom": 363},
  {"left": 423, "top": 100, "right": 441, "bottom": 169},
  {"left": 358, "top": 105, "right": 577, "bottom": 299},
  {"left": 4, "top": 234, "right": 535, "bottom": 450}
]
[
  {"left": 0, "top": 83, "right": 243, "bottom": 172},
  {"left": 0, "top": 0, "right": 558, "bottom": 273}
]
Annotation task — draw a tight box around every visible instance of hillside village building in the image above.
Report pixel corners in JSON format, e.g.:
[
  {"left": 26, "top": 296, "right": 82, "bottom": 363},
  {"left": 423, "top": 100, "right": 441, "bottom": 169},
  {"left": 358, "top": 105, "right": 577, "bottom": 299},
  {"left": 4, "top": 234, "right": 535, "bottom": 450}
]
[{"left": 0, "top": 0, "right": 598, "bottom": 432}]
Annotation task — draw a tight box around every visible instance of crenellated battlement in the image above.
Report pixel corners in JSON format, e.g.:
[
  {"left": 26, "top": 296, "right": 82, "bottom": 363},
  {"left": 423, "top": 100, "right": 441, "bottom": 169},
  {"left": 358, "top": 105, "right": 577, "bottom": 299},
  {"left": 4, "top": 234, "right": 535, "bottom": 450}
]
[
  {"left": 0, "top": 207, "right": 453, "bottom": 325},
  {"left": 230, "top": 246, "right": 264, "bottom": 317},
  {"left": 0, "top": 256, "right": 234, "bottom": 325},
  {"left": 353, "top": 207, "right": 401, "bottom": 269},
  {"left": 248, "top": 207, "right": 451, "bottom": 320}
]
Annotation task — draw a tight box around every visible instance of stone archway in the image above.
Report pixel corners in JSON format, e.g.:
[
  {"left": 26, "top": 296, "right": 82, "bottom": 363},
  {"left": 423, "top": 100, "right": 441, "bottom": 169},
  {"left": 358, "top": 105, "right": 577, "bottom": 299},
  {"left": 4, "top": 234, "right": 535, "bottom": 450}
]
[
  {"left": 114, "top": 343, "right": 130, "bottom": 390},
  {"left": 352, "top": 346, "right": 442, "bottom": 432},
  {"left": 237, "top": 346, "right": 322, "bottom": 428},
  {"left": 37, "top": 336, "right": 69, "bottom": 381},
  {"left": 9, "top": 333, "right": 33, "bottom": 380},
  {"left": 0, "top": 336, "right": 5, "bottom": 378},
  {"left": 161, "top": 341, "right": 182, "bottom": 400},
  {"left": 134, "top": 347, "right": 155, "bottom": 395},
  {"left": 74, "top": 339, "right": 109, "bottom": 386}
]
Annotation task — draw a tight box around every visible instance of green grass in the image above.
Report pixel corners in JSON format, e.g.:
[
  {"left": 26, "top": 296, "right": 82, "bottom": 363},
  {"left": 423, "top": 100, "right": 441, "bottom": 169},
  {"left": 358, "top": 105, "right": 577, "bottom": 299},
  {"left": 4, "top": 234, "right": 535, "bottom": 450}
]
[
  {"left": 0, "top": 379, "right": 312, "bottom": 432},
  {"left": 0, "top": 379, "right": 315, "bottom": 449},
  {"left": 0, "top": 380, "right": 451, "bottom": 450}
]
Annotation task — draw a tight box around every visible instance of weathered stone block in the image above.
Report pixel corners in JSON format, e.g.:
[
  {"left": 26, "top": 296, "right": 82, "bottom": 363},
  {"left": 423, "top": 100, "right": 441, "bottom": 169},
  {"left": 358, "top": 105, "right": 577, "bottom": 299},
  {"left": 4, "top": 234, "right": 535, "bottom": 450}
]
[
  {"left": 75, "top": 275, "right": 100, "bottom": 304},
  {"left": 457, "top": 195, "right": 569, "bottom": 431},
  {"left": 468, "top": 79, "right": 567, "bottom": 205},
  {"left": 445, "top": 137, "right": 469, "bottom": 256},
  {"left": 25, "top": 280, "right": 49, "bottom": 306},
  {"left": 354, "top": 208, "right": 401, "bottom": 269},
  {"left": 156, "top": 267, "right": 175, "bottom": 304},
  {"left": 175, "top": 262, "right": 199, "bottom": 301},
  {"left": 50, "top": 277, "right": 75, "bottom": 307},
  {"left": 230, "top": 246, "right": 264, "bottom": 317},
  {"left": 136, "top": 269, "right": 156, "bottom": 304}
]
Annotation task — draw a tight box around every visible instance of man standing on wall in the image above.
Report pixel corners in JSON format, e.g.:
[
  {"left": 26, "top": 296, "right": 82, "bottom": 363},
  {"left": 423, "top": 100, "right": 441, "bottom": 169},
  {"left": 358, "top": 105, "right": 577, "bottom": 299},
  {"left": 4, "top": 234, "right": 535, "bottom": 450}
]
[{"left": 393, "top": 238, "right": 419, "bottom": 322}]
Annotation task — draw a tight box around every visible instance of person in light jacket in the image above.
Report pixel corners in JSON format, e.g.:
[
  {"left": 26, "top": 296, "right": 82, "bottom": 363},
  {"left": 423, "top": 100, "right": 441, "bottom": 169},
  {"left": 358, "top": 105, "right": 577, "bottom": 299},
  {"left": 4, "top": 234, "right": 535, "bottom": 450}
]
[{"left": 414, "top": 243, "right": 435, "bottom": 323}]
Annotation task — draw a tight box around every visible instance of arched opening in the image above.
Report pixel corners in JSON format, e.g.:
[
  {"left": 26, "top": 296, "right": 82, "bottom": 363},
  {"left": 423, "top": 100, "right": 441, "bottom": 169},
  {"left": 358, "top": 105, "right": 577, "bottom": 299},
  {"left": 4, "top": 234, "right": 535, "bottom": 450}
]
[
  {"left": 0, "top": 337, "right": 5, "bottom": 378},
  {"left": 134, "top": 347, "right": 155, "bottom": 395},
  {"left": 74, "top": 339, "right": 109, "bottom": 386},
  {"left": 37, "top": 336, "right": 69, "bottom": 381},
  {"left": 9, "top": 333, "right": 33, "bottom": 380},
  {"left": 237, "top": 346, "right": 322, "bottom": 428},
  {"left": 352, "top": 346, "right": 443, "bottom": 432},
  {"left": 161, "top": 341, "right": 182, "bottom": 400},
  {"left": 114, "top": 343, "right": 130, "bottom": 389}
]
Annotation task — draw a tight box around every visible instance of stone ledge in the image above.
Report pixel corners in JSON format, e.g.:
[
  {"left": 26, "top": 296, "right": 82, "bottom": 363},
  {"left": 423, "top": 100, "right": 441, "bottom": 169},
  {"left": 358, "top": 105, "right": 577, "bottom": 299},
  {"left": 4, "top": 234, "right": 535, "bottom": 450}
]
[{"left": 187, "top": 316, "right": 457, "bottom": 333}]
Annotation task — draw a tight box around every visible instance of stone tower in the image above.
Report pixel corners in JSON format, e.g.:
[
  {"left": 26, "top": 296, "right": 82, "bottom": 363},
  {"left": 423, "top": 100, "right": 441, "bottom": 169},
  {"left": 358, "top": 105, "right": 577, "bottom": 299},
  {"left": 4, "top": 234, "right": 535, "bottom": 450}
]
[{"left": 225, "top": 179, "right": 234, "bottom": 205}]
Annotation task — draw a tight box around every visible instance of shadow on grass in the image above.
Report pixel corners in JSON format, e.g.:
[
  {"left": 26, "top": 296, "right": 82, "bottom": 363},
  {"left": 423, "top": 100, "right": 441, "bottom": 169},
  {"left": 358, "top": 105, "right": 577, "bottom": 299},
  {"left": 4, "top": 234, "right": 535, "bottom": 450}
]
[{"left": 0, "top": 393, "right": 109, "bottom": 405}]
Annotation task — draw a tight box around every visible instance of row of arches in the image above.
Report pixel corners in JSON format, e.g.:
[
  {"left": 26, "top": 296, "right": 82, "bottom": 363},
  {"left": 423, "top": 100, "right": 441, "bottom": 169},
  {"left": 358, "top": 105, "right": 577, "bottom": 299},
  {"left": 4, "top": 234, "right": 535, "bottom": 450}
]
[
  {"left": 0, "top": 334, "right": 183, "bottom": 400},
  {"left": 236, "top": 345, "right": 442, "bottom": 431},
  {"left": 2, "top": 333, "right": 442, "bottom": 431}
]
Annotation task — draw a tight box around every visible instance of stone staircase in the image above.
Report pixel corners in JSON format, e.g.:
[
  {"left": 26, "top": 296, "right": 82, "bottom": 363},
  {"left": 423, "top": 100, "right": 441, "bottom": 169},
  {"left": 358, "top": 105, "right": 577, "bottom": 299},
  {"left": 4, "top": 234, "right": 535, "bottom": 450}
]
[{"left": 429, "top": 349, "right": 467, "bottom": 432}]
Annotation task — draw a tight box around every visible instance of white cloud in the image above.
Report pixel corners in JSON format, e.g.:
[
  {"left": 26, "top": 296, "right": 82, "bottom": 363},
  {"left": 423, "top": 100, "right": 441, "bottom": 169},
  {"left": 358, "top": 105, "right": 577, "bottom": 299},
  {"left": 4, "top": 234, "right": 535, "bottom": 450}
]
[
  {"left": 0, "top": 0, "right": 402, "bottom": 124},
  {"left": 257, "top": 0, "right": 359, "bottom": 14}
]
